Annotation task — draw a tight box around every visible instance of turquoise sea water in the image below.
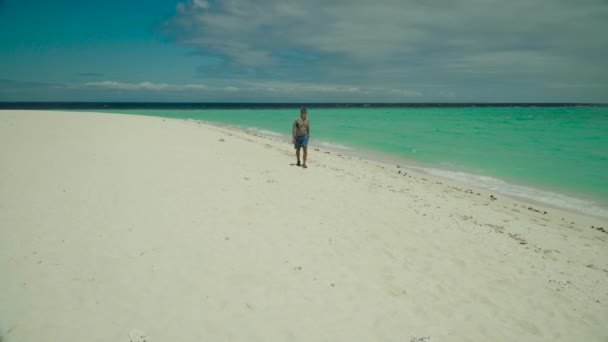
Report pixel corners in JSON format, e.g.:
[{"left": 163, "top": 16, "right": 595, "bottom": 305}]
[{"left": 94, "top": 107, "right": 608, "bottom": 217}]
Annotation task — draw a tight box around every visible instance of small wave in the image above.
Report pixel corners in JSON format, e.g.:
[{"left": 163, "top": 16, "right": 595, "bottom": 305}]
[
  {"left": 316, "top": 141, "right": 352, "bottom": 150},
  {"left": 247, "top": 127, "right": 285, "bottom": 138},
  {"left": 413, "top": 167, "right": 608, "bottom": 218}
]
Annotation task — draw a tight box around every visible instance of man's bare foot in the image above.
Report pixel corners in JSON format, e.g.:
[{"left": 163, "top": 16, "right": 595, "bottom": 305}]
[
  {"left": 297, "top": 161, "right": 301, "bottom": 166},
  {"left": 302, "top": 164, "right": 308, "bottom": 168}
]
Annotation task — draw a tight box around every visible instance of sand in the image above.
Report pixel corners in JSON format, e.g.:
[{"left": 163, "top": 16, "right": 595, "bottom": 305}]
[{"left": 0, "top": 110, "right": 606, "bottom": 342}]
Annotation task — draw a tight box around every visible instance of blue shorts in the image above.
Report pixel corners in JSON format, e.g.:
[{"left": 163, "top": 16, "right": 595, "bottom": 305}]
[{"left": 294, "top": 135, "right": 309, "bottom": 149}]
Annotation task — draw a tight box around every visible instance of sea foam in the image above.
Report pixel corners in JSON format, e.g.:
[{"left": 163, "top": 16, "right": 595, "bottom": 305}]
[{"left": 414, "top": 167, "right": 608, "bottom": 218}]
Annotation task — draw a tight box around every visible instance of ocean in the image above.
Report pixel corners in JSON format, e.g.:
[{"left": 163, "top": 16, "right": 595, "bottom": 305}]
[{"left": 3, "top": 103, "right": 607, "bottom": 218}]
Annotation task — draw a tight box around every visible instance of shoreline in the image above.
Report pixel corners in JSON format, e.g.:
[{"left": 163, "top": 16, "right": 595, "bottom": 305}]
[
  {"left": 194, "top": 117, "right": 608, "bottom": 220},
  {"left": 1, "top": 110, "right": 606, "bottom": 341}
]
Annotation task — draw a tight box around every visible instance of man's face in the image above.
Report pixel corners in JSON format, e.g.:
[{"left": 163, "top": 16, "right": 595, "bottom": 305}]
[{"left": 301, "top": 110, "right": 307, "bottom": 119}]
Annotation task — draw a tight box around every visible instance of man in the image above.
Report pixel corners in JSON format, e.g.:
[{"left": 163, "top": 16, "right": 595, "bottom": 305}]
[{"left": 292, "top": 107, "right": 310, "bottom": 168}]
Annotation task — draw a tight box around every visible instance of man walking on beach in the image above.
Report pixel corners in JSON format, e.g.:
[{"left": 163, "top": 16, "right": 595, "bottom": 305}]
[{"left": 292, "top": 108, "right": 310, "bottom": 168}]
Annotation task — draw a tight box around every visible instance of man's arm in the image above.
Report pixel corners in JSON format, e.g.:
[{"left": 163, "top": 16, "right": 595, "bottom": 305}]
[
  {"left": 292, "top": 120, "right": 297, "bottom": 142},
  {"left": 307, "top": 120, "right": 310, "bottom": 136}
]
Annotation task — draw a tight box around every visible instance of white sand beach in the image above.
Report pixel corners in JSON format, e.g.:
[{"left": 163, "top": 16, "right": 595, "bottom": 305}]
[{"left": 0, "top": 110, "right": 606, "bottom": 341}]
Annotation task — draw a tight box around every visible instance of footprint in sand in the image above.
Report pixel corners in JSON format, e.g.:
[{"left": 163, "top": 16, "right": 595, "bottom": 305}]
[
  {"left": 129, "top": 330, "right": 148, "bottom": 342},
  {"left": 410, "top": 337, "right": 431, "bottom": 342}
]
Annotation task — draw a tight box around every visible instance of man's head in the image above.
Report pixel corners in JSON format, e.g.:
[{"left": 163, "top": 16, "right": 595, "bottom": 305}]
[{"left": 300, "top": 107, "right": 307, "bottom": 119}]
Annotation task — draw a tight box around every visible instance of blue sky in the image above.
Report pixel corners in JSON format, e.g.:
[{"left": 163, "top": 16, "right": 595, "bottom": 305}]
[{"left": 1, "top": 0, "right": 607, "bottom": 102}]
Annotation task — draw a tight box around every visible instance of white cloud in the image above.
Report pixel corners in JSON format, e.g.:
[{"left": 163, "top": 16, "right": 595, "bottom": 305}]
[
  {"left": 164, "top": 0, "right": 608, "bottom": 65},
  {"left": 183, "top": 84, "right": 209, "bottom": 90},
  {"left": 226, "top": 79, "right": 426, "bottom": 98},
  {"left": 546, "top": 82, "right": 606, "bottom": 89},
  {"left": 192, "top": 0, "right": 208, "bottom": 9},
  {"left": 160, "top": 0, "right": 608, "bottom": 101},
  {"left": 390, "top": 89, "right": 423, "bottom": 97},
  {"left": 86, "top": 81, "right": 140, "bottom": 90},
  {"left": 236, "top": 80, "right": 360, "bottom": 93},
  {"left": 439, "top": 90, "right": 456, "bottom": 98},
  {"left": 82, "top": 79, "right": 426, "bottom": 100},
  {"left": 138, "top": 82, "right": 170, "bottom": 90},
  {"left": 85, "top": 81, "right": 208, "bottom": 91}
]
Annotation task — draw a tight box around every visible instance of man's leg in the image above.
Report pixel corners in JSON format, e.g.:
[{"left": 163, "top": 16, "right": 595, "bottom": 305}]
[
  {"left": 302, "top": 147, "right": 307, "bottom": 167},
  {"left": 296, "top": 147, "right": 301, "bottom": 165}
]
